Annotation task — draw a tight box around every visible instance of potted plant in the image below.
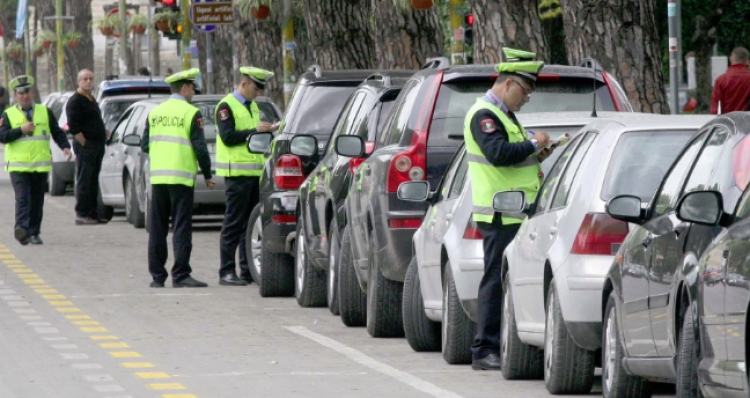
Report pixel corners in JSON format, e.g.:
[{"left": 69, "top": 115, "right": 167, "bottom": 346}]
[
  {"left": 94, "top": 15, "right": 116, "bottom": 36},
  {"left": 410, "top": 0, "right": 434, "bottom": 9},
  {"left": 39, "top": 30, "right": 56, "bottom": 49},
  {"left": 33, "top": 42, "right": 44, "bottom": 57},
  {"left": 6, "top": 42, "right": 23, "bottom": 59},
  {"left": 237, "top": 0, "right": 272, "bottom": 20},
  {"left": 154, "top": 11, "right": 177, "bottom": 32},
  {"left": 62, "top": 32, "right": 82, "bottom": 49},
  {"left": 129, "top": 14, "right": 148, "bottom": 35}
]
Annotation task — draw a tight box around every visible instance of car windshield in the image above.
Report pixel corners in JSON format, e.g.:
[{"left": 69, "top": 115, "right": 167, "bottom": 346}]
[
  {"left": 102, "top": 100, "right": 140, "bottom": 132},
  {"left": 602, "top": 130, "right": 696, "bottom": 201},
  {"left": 291, "top": 85, "right": 357, "bottom": 147}
]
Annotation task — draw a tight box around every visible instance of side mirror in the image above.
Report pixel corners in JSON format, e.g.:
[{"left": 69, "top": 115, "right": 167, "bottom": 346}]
[
  {"left": 122, "top": 134, "right": 141, "bottom": 147},
  {"left": 606, "top": 195, "right": 644, "bottom": 224},
  {"left": 397, "top": 181, "right": 430, "bottom": 202},
  {"left": 335, "top": 135, "right": 365, "bottom": 158},
  {"left": 676, "top": 191, "right": 723, "bottom": 226},
  {"left": 289, "top": 134, "right": 318, "bottom": 157},
  {"left": 492, "top": 190, "right": 527, "bottom": 214},
  {"left": 247, "top": 132, "right": 273, "bottom": 154}
]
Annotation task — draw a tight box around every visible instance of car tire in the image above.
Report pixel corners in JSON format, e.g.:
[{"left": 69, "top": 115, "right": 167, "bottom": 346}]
[
  {"left": 127, "top": 176, "right": 145, "bottom": 228},
  {"left": 501, "top": 276, "right": 543, "bottom": 380},
  {"left": 403, "top": 256, "right": 441, "bottom": 352},
  {"left": 246, "top": 205, "right": 263, "bottom": 291},
  {"left": 676, "top": 310, "right": 701, "bottom": 398},
  {"left": 602, "top": 293, "right": 650, "bottom": 398},
  {"left": 96, "top": 188, "right": 113, "bottom": 223},
  {"left": 295, "top": 222, "right": 327, "bottom": 307},
  {"left": 442, "top": 264, "right": 475, "bottom": 365},
  {"left": 259, "top": 233, "right": 295, "bottom": 298},
  {"left": 49, "top": 170, "right": 66, "bottom": 196},
  {"left": 366, "top": 234, "right": 404, "bottom": 338},
  {"left": 544, "top": 280, "right": 595, "bottom": 394},
  {"left": 327, "top": 219, "right": 340, "bottom": 316},
  {"left": 338, "top": 225, "right": 367, "bottom": 327}
]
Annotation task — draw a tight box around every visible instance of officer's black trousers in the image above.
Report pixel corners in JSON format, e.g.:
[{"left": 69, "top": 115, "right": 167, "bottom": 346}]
[
  {"left": 10, "top": 172, "right": 47, "bottom": 237},
  {"left": 471, "top": 217, "right": 521, "bottom": 360},
  {"left": 219, "top": 176, "right": 259, "bottom": 278},
  {"left": 148, "top": 183, "right": 194, "bottom": 284},
  {"left": 73, "top": 141, "right": 104, "bottom": 219}
]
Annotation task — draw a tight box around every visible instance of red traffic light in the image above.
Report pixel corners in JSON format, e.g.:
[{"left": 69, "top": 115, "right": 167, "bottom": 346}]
[
  {"left": 465, "top": 14, "right": 474, "bottom": 26},
  {"left": 158, "top": 0, "right": 176, "bottom": 6}
]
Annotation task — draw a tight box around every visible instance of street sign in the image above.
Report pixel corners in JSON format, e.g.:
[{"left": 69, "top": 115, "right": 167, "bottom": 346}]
[
  {"left": 190, "top": 0, "right": 233, "bottom": 32},
  {"left": 453, "top": 27, "right": 465, "bottom": 42}
]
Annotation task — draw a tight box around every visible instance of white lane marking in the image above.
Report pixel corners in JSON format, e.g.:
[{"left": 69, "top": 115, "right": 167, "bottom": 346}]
[
  {"left": 35, "top": 327, "right": 59, "bottom": 333},
  {"left": 1, "top": 295, "right": 23, "bottom": 300},
  {"left": 19, "top": 315, "right": 42, "bottom": 320},
  {"left": 0, "top": 289, "right": 17, "bottom": 294},
  {"left": 172, "top": 370, "right": 369, "bottom": 378},
  {"left": 7, "top": 301, "right": 30, "bottom": 307},
  {"left": 73, "top": 364, "right": 103, "bottom": 370},
  {"left": 42, "top": 336, "right": 68, "bottom": 341},
  {"left": 92, "top": 385, "right": 125, "bottom": 392},
  {"left": 60, "top": 353, "right": 89, "bottom": 360},
  {"left": 51, "top": 344, "right": 79, "bottom": 350},
  {"left": 27, "top": 322, "right": 52, "bottom": 326},
  {"left": 71, "top": 293, "right": 212, "bottom": 298},
  {"left": 13, "top": 309, "right": 35, "bottom": 314},
  {"left": 285, "top": 326, "right": 465, "bottom": 398},
  {"left": 83, "top": 375, "right": 114, "bottom": 382}
]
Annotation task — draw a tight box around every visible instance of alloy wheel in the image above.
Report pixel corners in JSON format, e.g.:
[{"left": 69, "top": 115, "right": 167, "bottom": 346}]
[
  {"left": 295, "top": 228, "right": 306, "bottom": 295},
  {"left": 251, "top": 216, "right": 263, "bottom": 277},
  {"left": 544, "top": 292, "right": 555, "bottom": 382},
  {"left": 501, "top": 287, "right": 510, "bottom": 365},
  {"left": 125, "top": 178, "right": 132, "bottom": 219},
  {"left": 603, "top": 306, "right": 617, "bottom": 393},
  {"left": 327, "top": 229, "right": 338, "bottom": 304}
]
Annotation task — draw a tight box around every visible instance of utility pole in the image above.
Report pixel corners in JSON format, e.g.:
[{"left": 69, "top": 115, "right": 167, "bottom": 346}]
[
  {"left": 181, "top": 0, "right": 191, "bottom": 70},
  {"left": 55, "top": 0, "right": 65, "bottom": 91},
  {"left": 118, "top": 0, "right": 130, "bottom": 75},
  {"left": 24, "top": 8, "right": 31, "bottom": 76},
  {"left": 667, "top": 2, "right": 678, "bottom": 114},
  {"left": 282, "top": 0, "right": 295, "bottom": 107},
  {"left": 2, "top": 36, "right": 8, "bottom": 90},
  {"left": 205, "top": 31, "right": 213, "bottom": 94},
  {"left": 448, "top": 0, "right": 465, "bottom": 65}
]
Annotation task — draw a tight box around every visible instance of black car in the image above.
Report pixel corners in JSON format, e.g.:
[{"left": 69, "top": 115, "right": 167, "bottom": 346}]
[
  {"left": 601, "top": 112, "right": 750, "bottom": 398},
  {"left": 246, "top": 66, "right": 379, "bottom": 298},
  {"left": 294, "top": 71, "right": 411, "bottom": 313},
  {"left": 335, "top": 59, "right": 634, "bottom": 338}
]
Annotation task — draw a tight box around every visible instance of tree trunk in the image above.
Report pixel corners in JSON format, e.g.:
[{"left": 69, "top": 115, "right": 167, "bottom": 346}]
[
  {"left": 301, "top": 0, "right": 375, "bottom": 69},
  {"left": 371, "top": 1, "right": 443, "bottom": 69},
  {"left": 196, "top": 24, "right": 235, "bottom": 95},
  {"left": 0, "top": 2, "right": 27, "bottom": 81},
  {"left": 236, "top": 8, "right": 284, "bottom": 107},
  {"left": 560, "top": 0, "right": 668, "bottom": 113},
  {"left": 64, "top": 0, "right": 94, "bottom": 90},
  {"left": 470, "top": 0, "right": 548, "bottom": 64},
  {"left": 691, "top": 0, "right": 731, "bottom": 114}
]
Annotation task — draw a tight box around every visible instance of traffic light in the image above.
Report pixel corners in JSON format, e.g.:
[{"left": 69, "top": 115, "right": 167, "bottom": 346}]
[
  {"left": 464, "top": 12, "right": 474, "bottom": 47},
  {"left": 156, "top": 0, "right": 176, "bottom": 6}
]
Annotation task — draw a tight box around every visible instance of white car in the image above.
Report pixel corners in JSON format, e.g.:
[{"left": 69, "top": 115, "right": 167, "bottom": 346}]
[{"left": 494, "top": 113, "right": 712, "bottom": 393}]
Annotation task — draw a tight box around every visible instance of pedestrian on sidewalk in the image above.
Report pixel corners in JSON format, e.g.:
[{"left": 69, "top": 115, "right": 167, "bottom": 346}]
[
  {"left": 215, "top": 66, "right": 276, "bottom": 286},
  {"left": 0, "top": 75, "right": 71, "bottom": 245},
  {"left": 67, "top": 69, "right": 108, "bottom": 225},
  {"left": 711, "top": 47, "right": 750, "bottom": 114},
  {"left": 142, "top": 68, "right": 214, "bottom": 288}
]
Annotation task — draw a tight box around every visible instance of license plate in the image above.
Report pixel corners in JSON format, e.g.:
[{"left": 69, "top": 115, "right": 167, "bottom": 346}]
[{"left": 206, "top": 144, "right": 215, "bottom": 154}]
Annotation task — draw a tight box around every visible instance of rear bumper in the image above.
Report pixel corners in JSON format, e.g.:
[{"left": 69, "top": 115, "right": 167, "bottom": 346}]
[{"left": 262, "top": 190, "right": 298, "bottom": 255}]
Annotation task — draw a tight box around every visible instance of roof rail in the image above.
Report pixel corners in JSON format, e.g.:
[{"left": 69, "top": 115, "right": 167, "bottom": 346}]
[
  {"left": 307, "top": 64, "right": 323, "bottom": 78},
  {"left": 365, "top": 73, "right": 391, "bottom": 87},
  {"left": 420, "top": 56, "right": 451, "bottom": 70},
  {"left": 580, "top": 58, "right": 603, "bottom": 71}
]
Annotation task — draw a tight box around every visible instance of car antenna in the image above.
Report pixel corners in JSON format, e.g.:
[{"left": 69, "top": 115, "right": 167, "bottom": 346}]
[
  {"left": 148, "top": 72, "right": 153, "bottom": 99},
  {"left": 590, "top": 60, "right": 598, "bottom": 117}
]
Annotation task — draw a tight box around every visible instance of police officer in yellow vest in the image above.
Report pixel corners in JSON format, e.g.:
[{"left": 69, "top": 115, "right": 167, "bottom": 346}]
[
  {"left": 0, "top": 75, "right": 71, "bottom": 245},
  {"left": 464, "top": 49, "right": 555, "bottom": 371},
  {"left": 141, "top": 68, "right": 215, "bottom": 288},
  {"left": 215, "top": 66, "right": 276, "bottom": 286}
]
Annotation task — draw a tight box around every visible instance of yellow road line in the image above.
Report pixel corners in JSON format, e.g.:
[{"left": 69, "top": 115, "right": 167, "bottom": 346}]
[
  {"left": 148, "top": 383, "right": 185, "bottom": 390},
  {"left": 121, "top": 362, "right": 155, "bottom": 368},
  {"left": 80, "top": 326, "right": 108, "bottom": 332},
  {"left": 110, "top": 351, "right": 141, "bottom": 358},
  {"left": 100, "top": 342, "right": 129, "bottom": 348},
  {"left": 23, "top": 279, "right": 45, "bottom": 284},
  {"left": 48, "top": 301, "right": 74, "bottom": 306},
  {"left": 66, "top": 314, "right": 91, "bottom": 320},
  {"left": 42, "top": 295, "right": 66, "bottom": 299},
  {"left": 136, "top": 372, "right": 170, "bottom": 379},
  {"left": 89, "top": 335, "right": 119, "bottom": 340},
  {"left": 72, "top": 321, "right": 100, "bottom": 326},
  {"left": 162, "top": 395, "right": 197, "bottom": 398},
  {"left": 34, "top": 289, "right": 57, "bottom": 293},
  {"left": 57, "top": 307, "right": 81, "bottom": 313}
]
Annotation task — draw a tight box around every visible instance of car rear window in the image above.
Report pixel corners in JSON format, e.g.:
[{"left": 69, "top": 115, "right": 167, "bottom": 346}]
[
  {"left": 100, "top": 87, "right": 172, "bottom": 99},
  {"left": 521, "top": 78, "right": 614, "bottom": 113},
  {"left": 527, "top": 125, "right": 585, "bottom": 175},
  {"left": 429, "top": 80, "right": 493, "bottom": 147},
  {"left": 601, "top": 130, "right": 695, "bottom": 201},
  {"left": 290, "top": 86, "right": 358, "bottom": 148}
]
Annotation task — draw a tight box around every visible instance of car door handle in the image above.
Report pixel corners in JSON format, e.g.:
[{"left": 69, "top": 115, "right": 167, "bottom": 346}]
[
  {"left": 529, "top": 232, "right": 537, "bottom": 240},
  {"left": 642, "top": 235, "right": 654, "bottom": 248},
  {"left": 549, "top": 227, "right": 558, "bottom": 235}
]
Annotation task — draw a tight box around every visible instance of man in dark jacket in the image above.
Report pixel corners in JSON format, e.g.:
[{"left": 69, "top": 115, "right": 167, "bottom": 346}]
[{"left": 67, "top": 69, "right": 108, "bottom": 225}]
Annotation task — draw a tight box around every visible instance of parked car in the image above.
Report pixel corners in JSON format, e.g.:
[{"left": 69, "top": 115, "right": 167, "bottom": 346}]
[
  {"left": 99, "top": 94, "right": 169, "bottom": 134},
  {"left": 601, "top": 111, "right": 750, "bottom": 398},
  {"left": 42, "top": 91, "right": 75, "bottom": 196},
  {"left": 110, "top": 95, "right": 281, "bottom": 227},
  {"left": 293, "top": 71, "right": 411, "bottom": 313},
  {"left": 94, "top": 75, "right": 172, "bottom": 102},
  {"left": 245, "top": 66, "right": 380, "bottom": 298},
  {"left": 334, "top": 61, "right": 635, "bottom": 339},
  {"left": 398, "top": 111, "right": 604, "bottom": 364}
]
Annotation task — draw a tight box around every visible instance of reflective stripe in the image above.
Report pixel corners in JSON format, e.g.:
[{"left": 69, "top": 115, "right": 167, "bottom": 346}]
[
  {"left": 150, "top": 135, "right": 192, "bottom": 146},
  {"left": 472, "top": 205, "right": 495, "bottom": 215},
  {"left": 17, "top": 135, "right": 50, "bottom": 142},
  {"left": 465, "top": 153, "right": 492, "bottom": 166},
  {"left": 7, "top": 161, "right": 53, "bottom": 168},
  {"left": 150, "top": 169, "right": 196, "bottom": 179},
  {"left": 514, "top": 156, "right": 540, "bottom": 168},
  {"left": 215, "top": 162, "right": 263, "bottom": 171}
]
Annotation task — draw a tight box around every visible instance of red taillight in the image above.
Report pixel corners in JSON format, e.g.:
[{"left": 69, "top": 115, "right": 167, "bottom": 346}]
[
  {"left": 463, "top": 219, "right": 483, "bottom": 240},
  {"left": 571, "top": 213, "right": 629, "bottom": 255},
  {"left": 601, "top": 71, "right": 622, "bottom": 112},
  {"left": 389, "top": 218, "right": 422, "bottom": 229},
  {"left": 272, "top": 214, "right": 297, "bottom": 223},
  {"left": 733, "top": 136, "right": 750, "bottom": 190},
  {"left": 536, "top": 73, "right": 560, "bottom": 82},
  {"left": 273, "top": 154, "right": 305, "bottom": 190},
  {"left": 387, "top": 71, "right": 443, "bottom": 193},
  {"left": 348, "top": 141, "right": 375, "bottom": 174}
]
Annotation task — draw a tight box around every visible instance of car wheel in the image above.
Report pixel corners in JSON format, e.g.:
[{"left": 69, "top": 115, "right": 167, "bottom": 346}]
[
  {"left": 544, "top": 280, "right": 595, "bottom": 394},
  {"left": 327, "top": 219, "right": 340, "bottom": 316},
  {"left": 676, "top": 309, "right": 702, "bottom": 398},
  {"left": 442, "top": 264, "right": 475, "bottom": 365},
  {"left": 501, "top": 276, "right": 543, "bottom": 379},
  {"left": 127, "top": 176, "right": 145, "bottom": 228},
  {"left": 96, "top": 188, "right": 113, "bottom": 223},
  {"left": 259, "top": 232, "right": 294, "bottom": 298},
  {"left": 403, "top": 256, "right": 441, "bottom": 352},
  {"left": 338, "top": 225, "right": 367, "bottom": 327},
  {"left": 295, "top": 222, "right": 327, "bottom": 307},
  {"left": 49, "top": 170, "right": 66, "bottom": 196},
  {"left": 602, "top": 293, "right": 650, "bottom": 398},
  {"left": 246, "top": 205, "right": 263, "bottom": 290},
  {"left": 366, "top": 233, "right": 404, "bottom": 338}
]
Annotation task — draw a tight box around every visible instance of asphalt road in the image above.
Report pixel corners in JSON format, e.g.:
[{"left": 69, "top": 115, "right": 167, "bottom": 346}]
[{"left": 0, "top": 160, "right": 677, "bottom": 398}]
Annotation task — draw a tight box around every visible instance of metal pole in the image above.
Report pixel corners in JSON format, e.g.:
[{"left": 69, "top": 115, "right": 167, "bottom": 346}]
[
  {"left": 676, "top": 0, "right": 683, "bottom": 87},
  {"left": 181, "top": 0, "right": 191, "bottom": 70},
  {"left": 449, "top": 0, "right": 465, "bottom": 65},
  {"left": 231, "top": 28, "right": 238, "bottom": 86},
  {"left": 55, "top": 0, "right": 64, "bottom": 91},
  {"left": 24, "top": 10, "right": 30, "bottom": 76},
  {"left": 282, "top": 0, "right": 295, "bottom": 107},
  {"left": 205, "top": 31, "right": 213, "bottom": 94},
  {"left": 118, "top": 0, "right": 129, "bottom": 75},
  {"left": 668, "top": 2, "right": 678, "bottom": 114},
  {"left": 147, "top": 4, "right": 153, "bottom": 75}
]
